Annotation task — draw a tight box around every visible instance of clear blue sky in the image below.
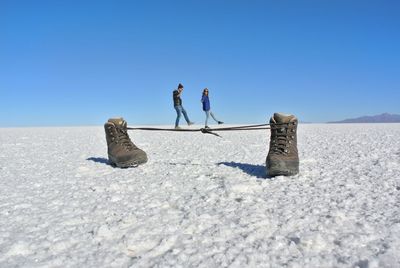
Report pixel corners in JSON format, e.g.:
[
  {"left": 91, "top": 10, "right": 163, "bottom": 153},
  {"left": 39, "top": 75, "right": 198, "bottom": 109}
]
[{"left": 1, "top": 0, "right": 399, "bottom": 126}]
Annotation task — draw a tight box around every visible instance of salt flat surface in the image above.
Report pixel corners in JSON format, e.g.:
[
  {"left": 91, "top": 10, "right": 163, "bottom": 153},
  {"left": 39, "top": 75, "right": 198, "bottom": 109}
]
[{"left": 0, "top": 124, "right": 399, "bottom": 267}]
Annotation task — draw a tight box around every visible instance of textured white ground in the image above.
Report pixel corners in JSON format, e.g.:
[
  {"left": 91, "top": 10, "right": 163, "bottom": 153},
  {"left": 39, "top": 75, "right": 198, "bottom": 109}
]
[{"left": 0, "top": 123, "right": 399, "bottom": 268}]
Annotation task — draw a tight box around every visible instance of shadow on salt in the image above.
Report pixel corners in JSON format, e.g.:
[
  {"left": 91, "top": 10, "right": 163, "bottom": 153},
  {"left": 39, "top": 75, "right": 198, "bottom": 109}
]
[{"left": 218, "top": 162, "right": 269, "bottom": 179}]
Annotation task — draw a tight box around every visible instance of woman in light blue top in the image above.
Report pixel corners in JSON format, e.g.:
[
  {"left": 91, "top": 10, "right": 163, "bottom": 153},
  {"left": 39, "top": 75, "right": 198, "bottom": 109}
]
[{"left": 201, "top": 88, "right": 224, "bottom": 128}]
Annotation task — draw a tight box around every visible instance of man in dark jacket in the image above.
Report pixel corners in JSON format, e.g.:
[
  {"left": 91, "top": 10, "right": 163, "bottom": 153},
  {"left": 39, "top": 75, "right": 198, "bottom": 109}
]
[{"left": 173, "top": 83, "right": 194, "bottom": 129}]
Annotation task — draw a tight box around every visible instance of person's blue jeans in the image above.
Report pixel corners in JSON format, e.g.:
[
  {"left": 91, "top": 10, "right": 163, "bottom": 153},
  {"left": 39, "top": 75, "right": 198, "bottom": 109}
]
[
  {"left": 205, "top": 110, "right": 219, "bottom": 126},
  {"left": 175, "top": 105, "right": 191, "bottom": 127}
]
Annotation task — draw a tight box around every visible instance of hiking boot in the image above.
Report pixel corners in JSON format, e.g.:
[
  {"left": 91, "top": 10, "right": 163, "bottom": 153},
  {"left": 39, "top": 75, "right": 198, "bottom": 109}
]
[
  {"left": 187, "top": 122, "right": 194, "bottom": 126},
  {"left": 104, "top": 118, "right": 147, "bottom": 168},
  {"left": 175, "top": 126, "right": 182, "bottom": 130},
  {"left": 266, "top": 113, "right": 299, "bottom": 176},
  {"left": 204, "top": 125, "right": 210, "bottom": 129},
  {"left": 218, "top": 121, "right": 224, "bottom": 125}
]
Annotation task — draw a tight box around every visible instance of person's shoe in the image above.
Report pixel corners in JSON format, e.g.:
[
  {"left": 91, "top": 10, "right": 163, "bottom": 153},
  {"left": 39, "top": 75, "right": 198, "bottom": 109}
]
[
  {"left": 175, "top": 126, "right": 181, "bottom": 130},
  {"left": 104, "top": 118, "right": 147, "bottom": 168},
  {"left": 218, "top": 121, "right": 224, "bottom": 125},
  {"left": 204, "top": 126, "right": 210, "bottom": 129},
  {"left": 266, "top": 113, "right": 299, "bottom": 176},
  {"left": 187, "top": 122, "right": 194, "bottom": 126}
]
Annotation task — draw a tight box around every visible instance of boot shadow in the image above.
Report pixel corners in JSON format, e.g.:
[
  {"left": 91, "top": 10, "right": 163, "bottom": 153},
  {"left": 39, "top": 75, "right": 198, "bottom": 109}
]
[
  {"left": 218, "top": 162, "right": 268, "bottom": 179},
  {"left": 87, "top": 157, "right": 112, "bottom": 166}
]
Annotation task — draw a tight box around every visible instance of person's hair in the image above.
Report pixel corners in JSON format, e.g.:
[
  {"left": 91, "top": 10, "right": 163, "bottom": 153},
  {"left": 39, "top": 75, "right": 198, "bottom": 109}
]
[
  {"left": 202, "top": 88, "right": 209, "bottom": 95},
  {"left": 178, "top": 83, "right": 184, "bottom": 89}
]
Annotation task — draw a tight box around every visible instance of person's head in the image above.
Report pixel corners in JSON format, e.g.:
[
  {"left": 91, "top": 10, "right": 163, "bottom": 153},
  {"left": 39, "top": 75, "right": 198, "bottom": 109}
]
[
  {"left": 203, "top": 88, "right": 209, "bottom": 95},
  {"left": 178, "top": 83, "right": 184, "bottom": 92}
]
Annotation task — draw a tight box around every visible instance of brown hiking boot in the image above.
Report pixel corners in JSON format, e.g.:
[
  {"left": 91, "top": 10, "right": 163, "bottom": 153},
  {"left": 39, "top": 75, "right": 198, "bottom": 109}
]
[
  {"left": 104, "top": 118, "right": 147, "bottom": 168},
  {"left": 266, "top": 113, "right": 299, "bottom": 176}
]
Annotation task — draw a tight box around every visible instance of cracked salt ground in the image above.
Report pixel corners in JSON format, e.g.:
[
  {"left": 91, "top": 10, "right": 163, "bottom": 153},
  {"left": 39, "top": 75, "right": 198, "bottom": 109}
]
[{"left": 0, "top": 124, "right": 400, "bottom": 267}]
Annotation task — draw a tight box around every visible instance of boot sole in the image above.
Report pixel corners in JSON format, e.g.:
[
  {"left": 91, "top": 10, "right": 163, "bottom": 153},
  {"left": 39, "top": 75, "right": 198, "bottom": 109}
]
[
  {"left": 109, "top": 155, "right": 148, "bottom": 168},
  {"left": 266, "top": 160, "right": 299, "bottom": 176}
]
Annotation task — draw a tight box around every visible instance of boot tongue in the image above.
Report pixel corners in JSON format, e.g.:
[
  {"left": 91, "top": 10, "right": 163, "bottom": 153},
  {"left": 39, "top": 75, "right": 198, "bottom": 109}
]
[
  {"left": 272, "top": 113, "right": 295, "bottom": 124},
  {"left": 108, "top": 118, "right": 127, "bottom": 128}
]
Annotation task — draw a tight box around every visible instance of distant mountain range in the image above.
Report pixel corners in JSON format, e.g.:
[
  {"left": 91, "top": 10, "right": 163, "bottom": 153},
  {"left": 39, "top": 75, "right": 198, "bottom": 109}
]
[{"left": 329, "top": 113, "right": 400, "bottom": 123}]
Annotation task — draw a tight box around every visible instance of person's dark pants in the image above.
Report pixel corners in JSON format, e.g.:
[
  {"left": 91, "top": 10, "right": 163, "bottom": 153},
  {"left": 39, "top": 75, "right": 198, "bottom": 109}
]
[{"left": 174, "top": 105, "right": 191, "bottom": 127}]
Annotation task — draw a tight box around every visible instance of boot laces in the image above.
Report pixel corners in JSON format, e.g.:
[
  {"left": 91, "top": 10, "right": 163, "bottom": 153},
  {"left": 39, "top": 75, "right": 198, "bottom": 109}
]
[
  {"left": 270, "top": 122, "right": 296, "bottom": 155},
  {"left": 110, "top": 125, "right": 138, "bottom": 151}
]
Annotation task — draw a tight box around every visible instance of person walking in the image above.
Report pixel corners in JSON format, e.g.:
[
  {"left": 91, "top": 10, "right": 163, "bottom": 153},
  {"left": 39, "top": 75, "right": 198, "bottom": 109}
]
[
  {"left": 201, "top": 88, "right": 223, "bottom": 129},
  {"left": 173, "top": 83, "right": 194, "bottom": 129}
]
